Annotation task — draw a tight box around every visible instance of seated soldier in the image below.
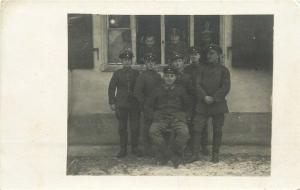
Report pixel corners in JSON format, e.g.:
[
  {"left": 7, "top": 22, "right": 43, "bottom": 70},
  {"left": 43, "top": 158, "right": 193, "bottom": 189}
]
[{"left": 145, "top": 66, "right": 192, "bottom": 168}]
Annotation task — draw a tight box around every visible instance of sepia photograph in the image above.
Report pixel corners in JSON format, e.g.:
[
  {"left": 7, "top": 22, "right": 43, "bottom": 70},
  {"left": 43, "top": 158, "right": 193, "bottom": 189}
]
[{"left": 67, "top": 14, "right": 273, "bottom": 176}]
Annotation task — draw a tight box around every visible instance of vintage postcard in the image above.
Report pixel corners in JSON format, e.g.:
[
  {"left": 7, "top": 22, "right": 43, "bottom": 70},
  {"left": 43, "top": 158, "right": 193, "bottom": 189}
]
[{"left": 1, "top": 0, "right": 300, "bottom": 189}]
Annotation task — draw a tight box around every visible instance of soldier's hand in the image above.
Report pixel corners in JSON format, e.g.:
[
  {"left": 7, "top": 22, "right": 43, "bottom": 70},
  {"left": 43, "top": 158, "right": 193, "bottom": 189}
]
[
  {"left": 204, "top": 96, "right": 214, "bottom": 104},
  {"left": 110, "top": 104, "right": 116, "bottom": 111},
  {"left": 186, "top": 115, "right": 192, "bottom": 123}
]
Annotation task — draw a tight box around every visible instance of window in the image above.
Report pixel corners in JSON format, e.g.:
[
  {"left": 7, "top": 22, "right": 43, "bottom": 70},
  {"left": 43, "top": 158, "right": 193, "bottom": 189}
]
[
  {"left": 108, "top": 15, "right": 131, "bottom": 64},
  {"left": 99, "top": 15, "right": 224, "bottom": 71},
  {"left": 68, "top": 14, "right": 93, "bottom": 70}
]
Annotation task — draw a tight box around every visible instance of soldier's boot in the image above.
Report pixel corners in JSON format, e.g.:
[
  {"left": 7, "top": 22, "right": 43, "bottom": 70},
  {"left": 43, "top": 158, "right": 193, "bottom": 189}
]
[
  {"left": 131, "top": 127, "right": 144, "bottom": 157},
  {"left": 117, "top": 131, "right": 128, "bottom": 158},
  {"left": 187, "top": 133, "right": 201, "bottom": 163},
  {"left": 117, "top": 148, "right": 127, "bottom": 158},
  {"left": 211, "top": 131, "right": 222, "bottom": 163},
  {"left": 211, "top": 150, "right": 219, "bottom": 163},
  {"left": 201, "top": 126, "right": 209, "bottom": 156},
  {"left": 171, "top": 143, "right": 186, "bottom": 168},
  {"left": 132, "top": 147, "right": 144, "bottom": 157},
  {"left": 156, "top": 144, "right": 171, "bottom": 165}
]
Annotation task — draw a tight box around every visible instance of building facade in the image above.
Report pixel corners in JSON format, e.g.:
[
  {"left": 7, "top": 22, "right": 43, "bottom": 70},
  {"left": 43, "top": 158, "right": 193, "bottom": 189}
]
[{"left": 68, "top": 15, "right": 273, "bottom": 145}]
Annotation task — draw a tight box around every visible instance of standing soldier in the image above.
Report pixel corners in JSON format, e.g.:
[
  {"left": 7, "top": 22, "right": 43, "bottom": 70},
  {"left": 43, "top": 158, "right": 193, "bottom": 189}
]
[
  {"left": 134, "top": 53, "right": 162, "bottom": 156},
  {"left": 184, "top": 47, "right": 210, "bottom": 156},
  {"left": 108, "top": 50, "right": 143, "bottom": 158},
  {"left": 191, "top": 44, "right": 231, "bottom": 163},
  {"left": 170, "top": 52, "right": 194, "bottom": 149},
  {"left": 145, "top": 66, "right": 192, "bottom": 168}
]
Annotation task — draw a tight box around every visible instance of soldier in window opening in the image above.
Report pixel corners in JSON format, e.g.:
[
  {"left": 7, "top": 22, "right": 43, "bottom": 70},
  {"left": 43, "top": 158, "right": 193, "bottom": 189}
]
[
  {"left": 108, "top": 49, "right": 143, "bottom": 158},
  {"left": 134, "top": 53, "right": 162, "bottom": 157},
  {"left": 138, "top": 32, "right": 161, "bottom": 64},
  {"left": 190, "top": 44, "right": 231, "bottom": 163},
  {"left": 166, "top": 28, "right": 189, "bottom": 64},
  {"left": 184, "top": 47, "right": 210, "bottom": 157},
  {"left": 145, "top": 66, "right": 192, "bottom": 168}
]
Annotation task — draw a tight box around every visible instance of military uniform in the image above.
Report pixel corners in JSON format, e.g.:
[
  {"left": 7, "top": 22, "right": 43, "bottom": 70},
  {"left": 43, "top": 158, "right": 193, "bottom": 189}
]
[
  {"left": 184, "top": 47, "right": 209, "bottom": 155},
  {"left": 193, "top": 44, "right": 231, "bottom": 163},
  {"left": 166, "top": 28, "right": 189, "bottom": 64},
  {"left": 134, "top": 54, "right": 162, "bottom": 155},
  {"left": 108, "top": 50, "right": 142, "bottom": 158},
  {"left": 145, "top": 67, "right": 192, "bottom": 167}
]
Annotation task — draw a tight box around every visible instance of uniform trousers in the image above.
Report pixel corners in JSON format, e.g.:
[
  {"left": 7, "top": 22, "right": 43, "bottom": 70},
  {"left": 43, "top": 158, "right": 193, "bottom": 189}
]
[
  {"left": 149, "top": 115, "right": 189, "bottom": 155},
  {"left": 116, "top": 107, "right": 141, "bottom": 150},
  {"left": 193, "top": 113, "right": 225, "bottom": 153}
]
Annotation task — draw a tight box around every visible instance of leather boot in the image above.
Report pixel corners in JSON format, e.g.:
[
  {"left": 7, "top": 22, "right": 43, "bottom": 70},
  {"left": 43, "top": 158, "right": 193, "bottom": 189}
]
[
  {"left": 211, "top": 151, "right": 219, "bottom": 163},
  {"left": 186, "top": 132, "right": 201, "bottom": 163},
  {"left": 132, "top": 147, "right": 144, "bottom": 157},
  {"left": 201, "top": 125, "right": 209, "bottom": 155},
  {"left": 116, "top": 148, "right": 127, "bottom": 158}
]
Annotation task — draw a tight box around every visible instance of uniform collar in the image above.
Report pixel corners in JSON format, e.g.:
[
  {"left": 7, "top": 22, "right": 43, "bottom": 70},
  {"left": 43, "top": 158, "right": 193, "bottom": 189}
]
[
  {"left": 163, "top": 84, "right": 175, "bottom": 90},
  {"left": 122, "top": 66, "right": 132, "bottom": 71}
]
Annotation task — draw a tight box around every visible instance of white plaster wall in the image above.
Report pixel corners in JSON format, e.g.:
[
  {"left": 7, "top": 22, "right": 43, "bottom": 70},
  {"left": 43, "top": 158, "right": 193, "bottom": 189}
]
[{"left": 69, "top": 66, "right": 273, "bottom": 115}]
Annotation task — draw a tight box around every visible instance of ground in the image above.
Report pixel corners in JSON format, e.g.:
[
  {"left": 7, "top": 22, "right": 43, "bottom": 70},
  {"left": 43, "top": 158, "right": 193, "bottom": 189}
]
[{"left": 67, "top": 145, "right": 270, "bottom": 176}]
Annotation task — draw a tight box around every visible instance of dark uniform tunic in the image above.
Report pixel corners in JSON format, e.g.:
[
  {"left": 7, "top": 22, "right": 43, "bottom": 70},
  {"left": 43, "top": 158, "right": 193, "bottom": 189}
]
[
  {"left": 145, "top": 84, "right": 192, "bottom": 156},
  {"left": 108, "top": 67, "right": 141, "bottom": 151},
  {"left": 184, "top": 62, "right": 209, "bottom": 149},
  {"left": 134, "top": 69, "right": 162, "bottom": 151},
  {"left": 193, "top": 63, "right": 231, "bottom": 153}
]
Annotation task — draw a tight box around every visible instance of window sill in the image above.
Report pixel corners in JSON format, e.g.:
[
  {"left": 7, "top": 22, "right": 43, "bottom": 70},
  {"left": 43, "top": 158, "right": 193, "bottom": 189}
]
[{"left": 101, "top": 64, "right": 169, "bottom": 72}]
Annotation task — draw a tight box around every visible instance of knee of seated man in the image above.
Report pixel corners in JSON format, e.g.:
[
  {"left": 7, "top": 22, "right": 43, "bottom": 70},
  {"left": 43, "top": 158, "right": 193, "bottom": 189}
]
[{"left": 149, "top": 122, "right": 161, "bottom": 137}]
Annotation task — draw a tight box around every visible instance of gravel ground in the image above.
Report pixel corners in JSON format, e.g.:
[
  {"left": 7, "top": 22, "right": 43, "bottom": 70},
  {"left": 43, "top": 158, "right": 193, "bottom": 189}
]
[{"left": 67, "top": 145, "right": 271, "bottom": 176}]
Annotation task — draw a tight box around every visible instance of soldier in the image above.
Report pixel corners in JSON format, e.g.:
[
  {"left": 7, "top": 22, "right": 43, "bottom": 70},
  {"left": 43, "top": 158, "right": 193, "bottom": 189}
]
[
  {"left": 166, "top": 28, "right": 189, "bottom": 64},
  {"left": 191, "top": 44, "right": 231, "bottom": 163},
  {"left": 108, "top": 50, "right": 143, "bottom": 158},
  {"left": 138, "top": 32, "right": 161, "bottom": 65},
  {"left": 134, "top": 53, "right": 162, "bottom": 156},
  {"left": 145, "top": 66, "right": 192, "bottom": 168},
  {"left": 170, "top": 51, "right": 194, "bottom": 129},
  {"left": 184, "top": 47, "right": 210, "bottom": 156}
]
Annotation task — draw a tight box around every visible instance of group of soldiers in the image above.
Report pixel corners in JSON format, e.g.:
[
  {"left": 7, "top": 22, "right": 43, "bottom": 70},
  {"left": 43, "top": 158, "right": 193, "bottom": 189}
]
[{"left": 108, "top": 44, "right": 231, "bottom": 168}]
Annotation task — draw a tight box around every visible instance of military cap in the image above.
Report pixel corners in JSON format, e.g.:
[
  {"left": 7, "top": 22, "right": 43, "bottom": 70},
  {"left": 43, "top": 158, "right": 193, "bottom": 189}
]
[
  {"left": 189, "top": 46, "right": 201, "bottom": 55},
  {"left": 207, "top": 44, "right": 223, "bottom": 54},
  {"left": 163, "top": 66, "right": 177, "bottom": 74},
  {"left": 170, "top": 27, "right": 181, "bottom": 36},
  {"left": 119, "top": 49, "right": 134, "bottom": 59},
  {"left": 171, "top": 51, "right": 184, "bottom": 61},
  {"left": 143, "top": 53, "right": 156, "bottom": 62}
]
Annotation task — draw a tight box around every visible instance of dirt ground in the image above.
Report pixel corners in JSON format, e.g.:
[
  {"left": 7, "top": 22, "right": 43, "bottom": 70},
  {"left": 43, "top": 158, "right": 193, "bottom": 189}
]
[{"left": 67, "top": 145, "right": 271, "bottom": 176}]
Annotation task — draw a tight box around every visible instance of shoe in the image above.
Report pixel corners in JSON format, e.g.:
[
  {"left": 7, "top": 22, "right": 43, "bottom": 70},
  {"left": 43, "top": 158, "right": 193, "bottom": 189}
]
[
  {"left": 116, "top": 149, "right": 127, "bottom": 158},
  {"left": 211, "top": 152, "right": 219, "bottom": 163},
  {"left": 186, "top": 154, "right": 200, "bottom": 163},
  {"left": 132, "top": 148, "right": 144, "bottom": 157},
  {"left": 201, "top": 147, "right": 210, "bottom": 156},
  {"left": 171, "top": 155, "right": 181, "bottom": 169}
]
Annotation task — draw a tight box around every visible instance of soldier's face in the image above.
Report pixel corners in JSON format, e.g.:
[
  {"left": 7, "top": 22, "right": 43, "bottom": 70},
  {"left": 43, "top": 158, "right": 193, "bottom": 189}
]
[
  {"left": 207, "top": 50, "right": 219, "bottom": 64},
  {"left": 145, "top": 36, "right": 155, "bottom": 48},
  {"left": 170, "top": 34, "right": 180, "bottom": 44},
  {"left": 163, "top": 73, "right": 177, "bottom": 85},
  {"left": 122, "top": 58, "right": 132, "bottom": 67},
  {"left": 172, "top": 59, "right": 184, "bottom": 71},
  {"left": 190, "top": 53, "right": 201, "bottom": 63},
  {"left": 145, "top": 60, "right": 155, "bottom": 70}
]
